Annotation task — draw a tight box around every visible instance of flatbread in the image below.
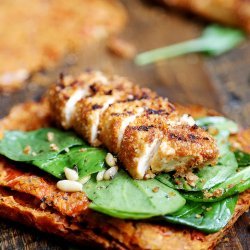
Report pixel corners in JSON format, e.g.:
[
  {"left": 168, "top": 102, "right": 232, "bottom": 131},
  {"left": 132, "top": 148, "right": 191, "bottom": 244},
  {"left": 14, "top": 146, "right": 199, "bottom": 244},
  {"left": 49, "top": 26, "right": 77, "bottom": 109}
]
[
  {"left": 0, "top": 100, "right": 249, "bottom": 250},
  {"left": 158, "top": 0, "right": 250, "bottom": 32},
  {"left": 0, "top": 0, "right": 126, "bottom": 92}
]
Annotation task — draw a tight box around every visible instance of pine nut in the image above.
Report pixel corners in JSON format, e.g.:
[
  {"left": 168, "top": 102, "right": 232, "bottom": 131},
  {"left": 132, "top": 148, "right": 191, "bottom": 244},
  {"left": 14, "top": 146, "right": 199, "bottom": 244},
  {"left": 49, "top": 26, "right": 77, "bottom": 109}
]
[
  {"left": 103, "top": 166, "right": 118, "bottom": 180},
  {"left": 96, "top": 170, "right": 106, "bottom": 181},
  {"left": 105, "top": 153, "right": 117, "bottom": 167},
  {"left": 64, "top": 167, "right": 79, "bottom": 181},
  {"left": 78, "top": 175, "right": 91, "bottom": 185},
  {"left": 56, "top": 180, "right": 82, "bottom": 192},
  {"left": 47, "top": 132, "right": 54, "bottom": 142}
]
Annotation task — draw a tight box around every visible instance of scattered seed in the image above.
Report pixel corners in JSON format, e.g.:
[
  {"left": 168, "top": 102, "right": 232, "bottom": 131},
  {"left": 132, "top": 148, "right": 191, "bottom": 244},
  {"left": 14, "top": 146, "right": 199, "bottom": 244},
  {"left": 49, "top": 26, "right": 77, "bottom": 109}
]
[
  {"left": 152, "top": 187, "right": 159, "bottom": 193},
  {"left": 206, "top": 207, "right": 212, "bottom": 211},
  {"left": 186, "top": 172, "right": 198, "bottom": 187},
  {"left": 103, "top": 166, "right": 118, "bottom": 180},
  {"left": 23, "top": 145, "right": 31, "bottom": 154},
  {"left": 47, "top": 132, "right": 54, "bottom": 142},
  {"left": 31, "top": 152, "right": 37, "bottom": 156},
  {"left": 169, "top": 191, "right": 176, "bottom": 197},
  {"left": 105, "top": 153, "right": 117, "bottom": 167},
  {"left": 64, "top": 167, "right": 79, "bottom": 181},
  {"left": 56, "top": 180, "right": 82, "bottom": 192},
  {"left": 195, "top": 214, "right": 202, "bottom": 218},
  {"left": 145, "top": 173, "right": 156, "bottom": 179},
  {"left": 208, "top": 126, "right": 219, "bottom": 136},
  {"left": 64, "top": 147, "right": 70, "bottom": 153},
  {"left": 79, "top": 148, "right": 87, "bottom": 152},
  {"left": 50, "top": 143, "right": 58, "bottom": 151},
  {"left": 78, "top": 175, "right": 91, "bottom": 185},
  {"left": 96, "top": 170, "right": 106, "bottom": 181}
]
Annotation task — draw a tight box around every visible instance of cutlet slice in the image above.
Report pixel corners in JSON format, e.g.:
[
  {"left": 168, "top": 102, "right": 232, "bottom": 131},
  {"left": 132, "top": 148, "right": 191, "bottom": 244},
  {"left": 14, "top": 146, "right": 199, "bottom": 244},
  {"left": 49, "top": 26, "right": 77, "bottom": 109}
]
[
  {"left": 49, "top": 71, "right": 109, "bottom": 129},
  {"left": 119, "top": 111, "right": 218, "bottom": 179},
  {"left": 73, "top": 95, "right": 116, "bottom": 146},
  {"left": 99, "top": 97, "right": 175, "bottom": 154},
  {"left": 99, "top": 101, "right": 144, "bottom": 153},
  {"left": 150, "top": 123, "right": 218, "bottom": 175},
  {"left": 119, "top": 115, "right": 164, "bottom": 179}
]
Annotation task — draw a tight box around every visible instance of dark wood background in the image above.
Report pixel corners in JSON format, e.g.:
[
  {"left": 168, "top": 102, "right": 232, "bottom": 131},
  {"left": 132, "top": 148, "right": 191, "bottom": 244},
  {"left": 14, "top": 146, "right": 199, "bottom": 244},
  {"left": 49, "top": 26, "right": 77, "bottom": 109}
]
[{"left": 0, "top": 0, "right": 249, "bottom": 249}]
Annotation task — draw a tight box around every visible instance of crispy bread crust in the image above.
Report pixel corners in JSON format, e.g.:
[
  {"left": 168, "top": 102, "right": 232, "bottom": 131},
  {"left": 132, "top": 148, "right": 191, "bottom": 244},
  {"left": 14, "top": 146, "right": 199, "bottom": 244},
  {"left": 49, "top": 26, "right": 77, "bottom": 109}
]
[
  {"left": 158, "top": 0, "right": 250, "bottom": 32},
  {"left": 0, "top": 100, "right": 249, "bottom": 250},
  {"left": 0, "top": 0, "right": 126, "bottom": 92}
]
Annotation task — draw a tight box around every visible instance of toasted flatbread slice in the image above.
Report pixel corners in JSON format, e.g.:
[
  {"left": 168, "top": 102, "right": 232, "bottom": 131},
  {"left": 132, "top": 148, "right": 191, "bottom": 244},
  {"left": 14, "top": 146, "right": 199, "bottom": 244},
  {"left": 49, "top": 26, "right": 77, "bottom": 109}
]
[
  {"left": 0, "top": 0, "right": 126, "bottom": 92},
  {"left": 158, "top": 0, "right": 250, "bottom": 32},
  {"left": 0, "top": 100, "right": 249, "bottom": 250}
]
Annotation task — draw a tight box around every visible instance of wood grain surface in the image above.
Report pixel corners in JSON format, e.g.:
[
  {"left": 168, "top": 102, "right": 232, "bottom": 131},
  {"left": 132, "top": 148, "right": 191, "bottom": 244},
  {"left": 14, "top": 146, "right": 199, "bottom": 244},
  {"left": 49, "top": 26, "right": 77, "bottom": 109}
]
[{"left": 0, "top": 0, "right": 249, "bottom": 249}]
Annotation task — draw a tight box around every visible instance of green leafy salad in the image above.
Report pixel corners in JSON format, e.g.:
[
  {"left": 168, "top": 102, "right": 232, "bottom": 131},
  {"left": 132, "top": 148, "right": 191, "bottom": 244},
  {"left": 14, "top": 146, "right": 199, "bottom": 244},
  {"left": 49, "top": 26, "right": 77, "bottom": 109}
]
[{"left": 0, "top": 117, "right": 249, "bottom": 233}]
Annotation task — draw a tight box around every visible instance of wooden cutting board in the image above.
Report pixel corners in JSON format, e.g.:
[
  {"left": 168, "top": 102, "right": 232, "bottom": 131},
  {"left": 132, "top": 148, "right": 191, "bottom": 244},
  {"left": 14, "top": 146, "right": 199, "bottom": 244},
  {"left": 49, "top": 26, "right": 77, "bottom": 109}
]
[{"left": 0, "top": 0, "right": 249, "bottom": 249}]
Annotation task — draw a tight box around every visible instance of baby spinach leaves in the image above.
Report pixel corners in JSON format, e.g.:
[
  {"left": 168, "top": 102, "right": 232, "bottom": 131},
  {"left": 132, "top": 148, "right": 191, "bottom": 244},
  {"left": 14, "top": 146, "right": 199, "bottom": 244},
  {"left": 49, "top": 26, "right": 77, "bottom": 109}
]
[
  {"left": 183, "top": 166, "right": 250, "bottom": 202},
  {"left": 0, "top": 129, "right": 106, "bottom": 179},
  {"left": 163, "top": 196, "right": 238, "bottom": 233},
  {"left": 83, "top": 170, "right": 186, "bottom": 219},
  {"left": 0, "top": 128, "right": 186, "bottom": 220},
  {"left": 0, "top": 128, "right": 85, "bottom": 162}
]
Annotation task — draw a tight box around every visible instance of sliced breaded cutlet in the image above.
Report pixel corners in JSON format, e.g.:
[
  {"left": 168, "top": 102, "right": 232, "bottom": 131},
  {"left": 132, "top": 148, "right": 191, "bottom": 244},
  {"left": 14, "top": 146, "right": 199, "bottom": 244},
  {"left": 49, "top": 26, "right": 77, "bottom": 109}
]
[{"left": 48, "top": 71, "right": 218, "bottom": 179}]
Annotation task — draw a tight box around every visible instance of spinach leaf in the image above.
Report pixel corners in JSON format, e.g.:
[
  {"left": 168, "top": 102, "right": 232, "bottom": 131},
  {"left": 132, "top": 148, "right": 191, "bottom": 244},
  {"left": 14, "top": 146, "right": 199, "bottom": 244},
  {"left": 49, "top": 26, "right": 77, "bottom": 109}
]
[
  {"left": 195, "top": 116, "right": 238, "bottom": 134},
  {"left": 135, "top": 25, "right": 245, "bottom": 65},
  {"left": 234, "top": 151, "right": 250, "bottom": 167},
  {"left": 183, "top": 166, "right": 250, "bottom": 202},
  {"left": 157, "top": 151, "right": 238, "bottom": 191},
  {"left": 33, "top": 147, "right": 107, "bottom": 179},
  {"left": 163, "top": 196, "right": 238, "bottom": 233},
  {"left": 83, "top": 170, "right": 186, "bottom": 219},
  {"left": 0, "top": 128, "right": 85, "bottom": 161},
  {"left": 0, "top": 129, "right": 107, "bottom": 179}
]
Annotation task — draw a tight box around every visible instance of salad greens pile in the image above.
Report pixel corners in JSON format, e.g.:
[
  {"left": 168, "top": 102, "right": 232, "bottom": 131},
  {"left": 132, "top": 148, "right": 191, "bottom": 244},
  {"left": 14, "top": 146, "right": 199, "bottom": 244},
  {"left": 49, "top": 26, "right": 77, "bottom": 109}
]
[
  {"left": 0, "top": 116, "right": 249, "bottom": 233},
  {"left": 135, "top": 24, "right": 246, "bottom": 65}
]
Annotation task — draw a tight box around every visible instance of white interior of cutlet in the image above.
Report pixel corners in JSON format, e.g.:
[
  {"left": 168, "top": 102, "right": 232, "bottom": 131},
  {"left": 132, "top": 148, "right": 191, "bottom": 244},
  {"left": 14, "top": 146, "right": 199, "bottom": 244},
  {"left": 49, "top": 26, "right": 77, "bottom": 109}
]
[
  {"left": 117, "top": 108, "right": 144, "bottom": 150},
  {"left": 137, "top": 138, "right": 162, "bottom": 178},
  {"left": 64, "top": 89, "right": 88, "bottom": 127},
  {"left": 90, "top": 98, "right": 116, "bottom": 144}
]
